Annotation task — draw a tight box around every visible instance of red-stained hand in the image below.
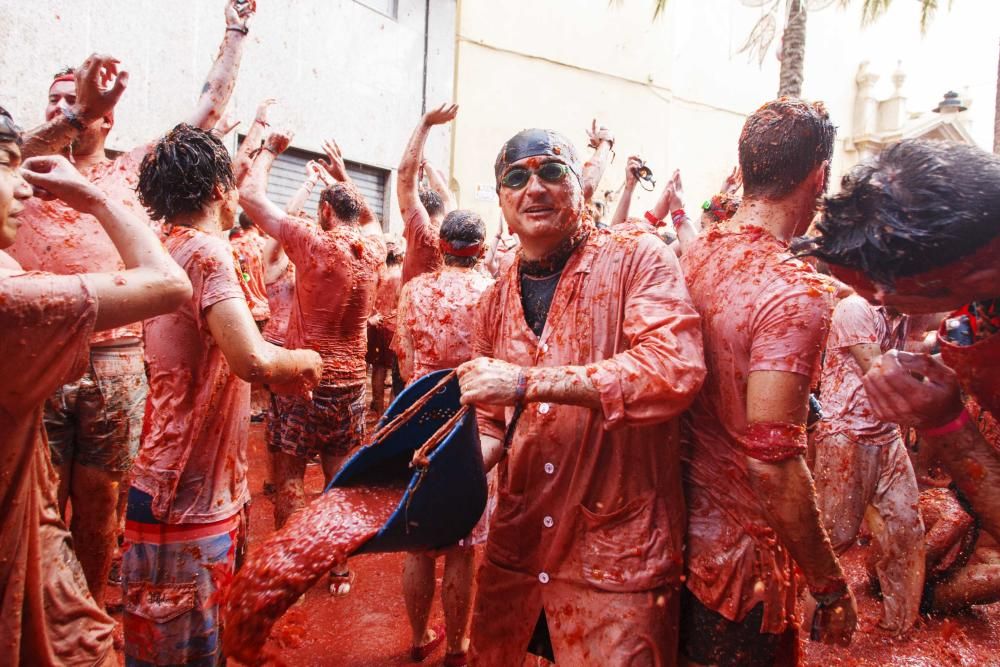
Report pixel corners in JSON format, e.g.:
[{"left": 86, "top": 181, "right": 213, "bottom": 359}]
[
  {"left": 254, "top": 98, "right": 277, "bottom": 127},
  {"left": 212, "top": 110, "right": 240, "bottom": 138},
  {"left": 21, "top": 155, "right": 105, "bottom": 211},
  {"left": 318, "top": 139, "right": 349, "bottom": 182},
  {"left": 625, "top": 155, "right": 643, "bottom": 188},
  {"left": 269, "top": 349, "right": 323, "bottom": 399},
  {"left": 808, "top": 587, "right": 858, "bottom": 647},
  {"left": 73, "top": 53, "right": 129, "bottom": 124},
  {"left": 423, "top": 103, "right": 459, "bottom": 126},
  {"left": 305, "top": 160, "right": 328, "bottom": 185},
  {"left": 721, "top": 165, "right": 742, "bottom": 196},
  {"left": 457, "top": 357, "right": 524, "bottom": 406},
  {"left": 225, "top": 0, "right": 256, "bottom": 30},
  {"left": 862, "top": 350, "right": 964, "bottom": 429},
  {"left": 265, "top": 128, "right": 294, "bottom": 155},
  {"left": 586, "top": 119, "right": 614, "bottom": 149}
]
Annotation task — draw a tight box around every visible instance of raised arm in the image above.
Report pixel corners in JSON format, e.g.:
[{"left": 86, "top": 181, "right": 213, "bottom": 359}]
[
  {"left": 233, "top": 98, "right": 275, "bottom": 186},
  {"left": 239, "top": 129, "right": 294, "bottom": 239},
  {"left": 185, "top": 0, "right": 256, "bottom": 130},
  {"left": 285, "top": 160, "right": 325, "bottom": 216},
  {"left": 649, "top": 170, "right": 698, "bottom": 256},
  {"left": 397, "top": 104, "right": 458, "bottom": 224},
  {"left": 581, "top": 119, "right": 614, "bottom": 203},
  {"left": 20, "top": 155, "right": 190, "bottom": 329},
  {"left": 610, "top": 156, "right": 642, "bottom": 228},
  {"left": 422, "top": 160, "right": 456, "bottom": 213},
  {"left": 319, "top": 139, "right": 382, "bottom": 237},
  {"left": 21, "top": 54, "right": 128, "bottom": 159}
]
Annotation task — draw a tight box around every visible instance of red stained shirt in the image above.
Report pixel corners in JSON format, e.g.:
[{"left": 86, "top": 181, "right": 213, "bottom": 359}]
[
  {"left": 401, "top": 208, "right": 442, "bottom": 285},
  {"left": 230, "top": 227, "right": 271, "bottom": 322},
  {"left": 131, "top": 228, "right": 251, "bottom": 524},
  {"left": 473, "top": 227, "right": 705, "bottom": 625},
  {"left": 817, "top": 295, "right": 906, "bottom": 445},
  {"left": 0, "top": 260, "right": 115, "bottom": 665},
  {"left": 279, "top": 219, "right": 387, "bottom": 384},
  {"left": 395, "top": 266, "right": 493, "bottom": 380},
  {"left": 263, "top": 261, "right": 295, "bottom": 346},
  {"left": 6, "top": 145, "right": 157, "bottom": 345},
  {"left": 679, "top": 225, "right": 833, "bottom": 633}
]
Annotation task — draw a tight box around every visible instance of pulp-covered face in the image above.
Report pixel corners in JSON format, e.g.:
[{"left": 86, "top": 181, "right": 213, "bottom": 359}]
[
  {"left": 499, "top": 156, "right": 583, "bottom": 248},
  {"left": 0, "top": 142, "right": 33, "bottom": 249}
]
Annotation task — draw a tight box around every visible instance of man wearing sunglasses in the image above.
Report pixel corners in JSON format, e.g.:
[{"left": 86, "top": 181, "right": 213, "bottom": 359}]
[
  {"left": 457, "top": 128, "right": 706, "bottom": 665},
  {"left": 6, "top": 0, "right": 255, "bottom": 611}
]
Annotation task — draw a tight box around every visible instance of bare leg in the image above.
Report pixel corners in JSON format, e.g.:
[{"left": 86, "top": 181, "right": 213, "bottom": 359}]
[
  {"left": 403, "top": 552, "right": 438, "bottom": 647},
  {"left": 442, "top": 546, "right": 476, "bottom": 655},
  {"left": 68, "top": 464, "right": 124, "bottom": 606},
  {"left": 320, "top": 453, "right": 349, "bottom": 488},
  {"left": 272, "top": 450, "right": 307, "bottom": 529},
  {"left": 371, "top": 365, "right": 387, "bottom": 414},
  {"left": 321, "top": 451, "right": 353, "bottom": 589},
  {"left": 931, "top": 563, "right": 1000, "bottom": 611}
]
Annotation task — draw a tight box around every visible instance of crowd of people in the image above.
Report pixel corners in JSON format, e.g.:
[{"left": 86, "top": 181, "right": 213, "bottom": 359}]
[{"left": 2, "top": 2, "right": 1000, "bottom": 666}]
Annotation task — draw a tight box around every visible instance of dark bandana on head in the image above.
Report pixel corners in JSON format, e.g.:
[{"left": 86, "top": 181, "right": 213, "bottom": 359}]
[{"left": 494, "top": 128, "right": 582, "bottom": 192}]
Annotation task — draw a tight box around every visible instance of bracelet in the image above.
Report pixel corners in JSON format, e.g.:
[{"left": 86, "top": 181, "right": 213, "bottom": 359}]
[
  {"left": 921, "top": 407, "right": 971, "bottom": 437},
  {"left": 644, "top": 210, "right": 666, "bottom": 228},
  {"left": 514, "top": 371, "right": 528, "bottom": 403},
  {"left": 227, "top": 26, "right": 249, "bottom": 35},
  {"left": 811, "top": 579, "right": 849, "bottom": 607},
  {"left": 61, "top": 106, "right": 86, "bottom": 131},
  {"left": 670, "top": 209, "right": 687, "bottom": 224}
]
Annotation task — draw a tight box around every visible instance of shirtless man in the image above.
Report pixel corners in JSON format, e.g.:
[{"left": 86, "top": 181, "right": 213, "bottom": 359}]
[
  {"left": 679, "top": 99, "right": 856, "bottom": 665},
  {"left": 123, "top": 124, "right": 322, "bottom": 667},
  {"left": 394, "top": 210, "right": 493, "bottom": 666},
  {"left": 240, "top": 129, "right": 386, "bottom": 598},
  {"left": 0, "top": 107, "right": 189, "bottom": 666},
  {"left": 398, "top": 104, "right": 458, "bottom": 285},
  {"left": 457, "top": 128, "right": 706, "bottom": 665},
  {"left": 800, "top": 139, "right": 1000, "bottom": 545},
  {"left": 8, "top": 0, "right": 255, "bottom": 608},
  {"left": 369, "top": 234, "right": 405, "bottom": 414}
]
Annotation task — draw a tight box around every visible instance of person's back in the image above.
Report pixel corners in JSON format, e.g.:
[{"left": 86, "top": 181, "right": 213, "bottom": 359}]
[{"left": 281, "top": 218, "right": 385, "bottom": 384}]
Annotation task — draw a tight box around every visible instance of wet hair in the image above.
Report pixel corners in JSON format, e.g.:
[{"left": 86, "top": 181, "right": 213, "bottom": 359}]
[
  {"left": 53, "top": 66, "right": 75, "bottom": 80},
  {"left": 440, "top": 209, "right": 485, "bottom": 268},
  {"left": 739, "top": 98, "right": 835, "bottom": 200},
  {"left": 795, "top": 139, "right": 1000, "bottom": 284},
  {"left": 137, "top": 124, "right": 234, "bottom": 222},
  {"left": 238, "top": 212, "right": 254, "bottom": 230},
  {"left": 0, "top": 106, "right": 23, "bottom": 146},
  {"left": 419, "top": 186, "right": 444, "bottom": 217},
  {"left": 384, "top": 234, "right": 405, "bottom": 266},
  {"left": 319, "top": 182, "right": 364, "bottom": 223}
]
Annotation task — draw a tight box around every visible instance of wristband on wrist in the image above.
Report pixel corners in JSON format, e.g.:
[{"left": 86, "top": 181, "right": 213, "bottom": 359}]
[
  {"left": 514, "top": 371, "right": 528, "bottom": 403},
  {"left": 644, "top": 210, "right": 666, "bottom": 228},
  {"left": 921, "top": 407, "right": 971, "bottom": 437},
  {"left": 811, "top": 579, "right": 849, "bottom": 607},
  {"left": 670, "top": 209, "right": 687, "bottom": 224},
  {"left": 227, "top": 26, "right": 249, "bottom": 35},
  {"left": 61, "top": 106, "right": 86, "bottom": 131}
]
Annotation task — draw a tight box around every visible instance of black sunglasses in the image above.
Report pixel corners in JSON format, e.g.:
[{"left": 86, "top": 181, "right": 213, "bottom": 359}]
[{"left": 501, "top": 162, "right": 570, "bottom": 189}]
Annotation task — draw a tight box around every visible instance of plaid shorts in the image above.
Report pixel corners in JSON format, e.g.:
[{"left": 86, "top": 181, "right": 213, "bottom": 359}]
[
  {"left": 269, "top": 382, "right": 367, "bottom": 459},
  {"left": 46, "top": 342, "right": 148, "bottom": 473}
]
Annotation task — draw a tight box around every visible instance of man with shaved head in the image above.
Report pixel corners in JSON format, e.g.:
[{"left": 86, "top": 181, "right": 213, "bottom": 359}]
[{"left": 457, "top": 128, "right": 706, "bottom": 665}]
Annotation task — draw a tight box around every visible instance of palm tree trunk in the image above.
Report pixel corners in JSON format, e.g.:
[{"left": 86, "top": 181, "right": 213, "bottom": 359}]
[
  {"left": 994, "top": 37, "right": 1000, "bottom": 154},
  {"left": 778, "top": 0, "right": 807, "bottom": 98}
]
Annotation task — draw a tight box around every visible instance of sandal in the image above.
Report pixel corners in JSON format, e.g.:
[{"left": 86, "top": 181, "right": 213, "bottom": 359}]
[
  {"left": 443, "top": 650, "right": 468, "bottom": 667},
  {"left": 410, "top": 624, "right": 445, "bottom": 662},
  {"left": 328, "top": 569, "right": 356, "bottom": 597}
]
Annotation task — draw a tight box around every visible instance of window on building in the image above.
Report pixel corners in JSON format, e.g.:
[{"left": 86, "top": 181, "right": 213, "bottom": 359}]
[
  {"left": 354, "top": 0, "right": 398, "bottom": 19},
  {"left": 238, "top": 137, "right": 390, "bottom": 229}
]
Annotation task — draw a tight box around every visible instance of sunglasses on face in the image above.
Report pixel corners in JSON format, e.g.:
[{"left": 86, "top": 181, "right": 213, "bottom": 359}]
[{"left": 500, "top": 161, "right": 571, "bottom": 189}]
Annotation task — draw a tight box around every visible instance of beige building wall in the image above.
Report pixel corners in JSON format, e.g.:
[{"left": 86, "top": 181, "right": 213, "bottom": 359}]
[
  {"left": 451, "top": 0, "right": 1000, "bottom": 232},
  {"left": 0, "top": 0, "right": 457, "bottom": 232}
]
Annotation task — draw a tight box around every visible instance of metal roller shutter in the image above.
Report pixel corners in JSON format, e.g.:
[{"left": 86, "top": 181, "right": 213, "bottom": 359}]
[{"left": 237, "top": 137, "right": 389, "bottom": 228}]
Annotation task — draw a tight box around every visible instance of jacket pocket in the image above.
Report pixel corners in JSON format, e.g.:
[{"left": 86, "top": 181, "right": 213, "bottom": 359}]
[
  {"left": 579, "top": 493, "right": 676, "bottom": 592},
  {"left": 485, "top": 489, "right": 525, "bottom": 568}
]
